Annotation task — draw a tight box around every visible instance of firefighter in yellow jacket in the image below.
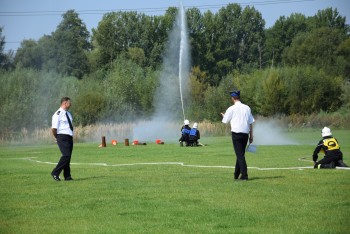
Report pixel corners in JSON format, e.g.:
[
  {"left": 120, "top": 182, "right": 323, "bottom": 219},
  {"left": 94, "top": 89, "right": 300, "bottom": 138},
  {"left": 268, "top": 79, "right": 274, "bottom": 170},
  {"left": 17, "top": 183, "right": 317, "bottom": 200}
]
[{"left": 313, "top": 127, "right": 347, "bottom": 169}]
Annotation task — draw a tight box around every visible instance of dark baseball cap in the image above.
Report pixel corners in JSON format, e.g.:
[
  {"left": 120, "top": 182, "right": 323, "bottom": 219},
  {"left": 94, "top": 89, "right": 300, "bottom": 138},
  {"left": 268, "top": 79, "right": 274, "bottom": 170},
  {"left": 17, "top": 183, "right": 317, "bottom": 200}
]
[{"left": 230, "top": 90, "right": 240, "bottom": 97}]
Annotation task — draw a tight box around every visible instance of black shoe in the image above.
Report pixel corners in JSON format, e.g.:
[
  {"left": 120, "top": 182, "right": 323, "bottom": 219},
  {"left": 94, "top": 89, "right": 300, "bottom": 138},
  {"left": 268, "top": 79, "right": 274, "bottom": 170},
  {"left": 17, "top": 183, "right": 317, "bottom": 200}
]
[
  {"left": 234, "top": 174, "right": 239, "bottom": 180},
  {"left": 65, "top": 177, "right": 73, "bottom": 181},
  {"left": 338, "top": 160, "right": 348, "bottom": 167},
  {"left": 240, "top": 177, "right": 248, "bottom": 181},
  {"left": 51, "top": 174, "right": 61, "bottom": 181}
]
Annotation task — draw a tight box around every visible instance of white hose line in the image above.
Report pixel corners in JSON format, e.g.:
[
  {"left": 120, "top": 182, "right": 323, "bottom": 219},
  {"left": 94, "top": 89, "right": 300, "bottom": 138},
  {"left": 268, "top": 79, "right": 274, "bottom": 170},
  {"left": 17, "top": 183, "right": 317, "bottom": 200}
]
[{"left": 2, "top": 157, "right": 349, "bottom": 170}]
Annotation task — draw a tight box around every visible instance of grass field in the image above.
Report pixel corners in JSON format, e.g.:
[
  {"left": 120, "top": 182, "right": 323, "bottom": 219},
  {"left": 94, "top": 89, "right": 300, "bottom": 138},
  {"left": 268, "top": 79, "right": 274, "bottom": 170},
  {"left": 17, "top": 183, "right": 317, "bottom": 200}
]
[{"left": 0, "top": 129, "right": 349, "bottom": 233}]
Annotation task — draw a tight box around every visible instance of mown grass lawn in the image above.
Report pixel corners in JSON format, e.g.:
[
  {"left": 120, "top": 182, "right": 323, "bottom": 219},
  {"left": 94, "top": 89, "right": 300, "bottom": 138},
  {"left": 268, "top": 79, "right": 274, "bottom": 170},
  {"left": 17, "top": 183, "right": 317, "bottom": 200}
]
[{"left": 0, "top": 130, "right": 349, "bottom": 233}]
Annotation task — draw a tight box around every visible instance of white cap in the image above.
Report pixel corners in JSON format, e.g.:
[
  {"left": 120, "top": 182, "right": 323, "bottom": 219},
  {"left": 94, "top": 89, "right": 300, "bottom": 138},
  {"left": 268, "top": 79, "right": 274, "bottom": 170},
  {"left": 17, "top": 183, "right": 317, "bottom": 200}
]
[
  {"left": 321, "top": 127, "right": 332, "bottom": 137},
  {"left": 184, "top": 119, "right": 189, "bottom": 125},
  {"left": 193, "top": 123, "right": 198, "bottom": 128}
]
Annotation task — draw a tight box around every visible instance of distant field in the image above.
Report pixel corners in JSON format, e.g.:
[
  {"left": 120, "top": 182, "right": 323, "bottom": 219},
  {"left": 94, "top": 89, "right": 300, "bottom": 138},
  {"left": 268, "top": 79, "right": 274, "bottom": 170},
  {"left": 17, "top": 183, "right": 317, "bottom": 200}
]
[{"left": 0, "top": 130, "right": 349, "bottom": 233}]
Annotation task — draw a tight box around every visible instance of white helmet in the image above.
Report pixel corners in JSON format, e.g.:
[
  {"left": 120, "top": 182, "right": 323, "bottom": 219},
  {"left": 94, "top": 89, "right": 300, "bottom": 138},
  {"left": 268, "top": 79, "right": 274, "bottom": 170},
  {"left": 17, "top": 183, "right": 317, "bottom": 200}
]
[
  {"left": 193, "top": 123, "right": 198, "bottom": 128},
  {"left": 184, "top": 119, "right": 189, "bottom": 125},
  {"left": 321, "top": 127, "right": 332, "bottom": 137}
]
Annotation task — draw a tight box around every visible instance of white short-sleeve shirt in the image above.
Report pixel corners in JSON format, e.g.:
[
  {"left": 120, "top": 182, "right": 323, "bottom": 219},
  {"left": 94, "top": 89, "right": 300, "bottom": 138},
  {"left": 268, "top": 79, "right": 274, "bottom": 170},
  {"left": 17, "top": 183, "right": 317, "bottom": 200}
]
[
  {"left": 52, "top": 107, "right": 74, "bottom": 136},
  {"left": 222, "top": 101, "right": 255, "bottom": 134}
]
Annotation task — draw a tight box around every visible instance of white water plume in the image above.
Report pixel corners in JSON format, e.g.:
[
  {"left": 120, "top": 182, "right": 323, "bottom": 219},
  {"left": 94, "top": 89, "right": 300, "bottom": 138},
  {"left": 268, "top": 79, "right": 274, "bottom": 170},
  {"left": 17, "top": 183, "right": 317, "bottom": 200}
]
[
  {"left": 178, "top": 2, "right": 188, "bottom": 121},
  {"left": 133, "top": 3, "right": 190, "bottom": 142}
]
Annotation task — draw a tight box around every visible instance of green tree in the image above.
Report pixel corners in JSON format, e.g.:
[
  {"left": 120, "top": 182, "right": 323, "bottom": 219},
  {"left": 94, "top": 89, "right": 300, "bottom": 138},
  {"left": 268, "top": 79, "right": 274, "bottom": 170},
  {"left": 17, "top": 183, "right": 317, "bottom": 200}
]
[
  {"left": 215, "top": 4, "right": 242, "bottom": 76},
  {"left": 309, "top": 7, "right": 349, "bottom": 34},
  {"left": 238, "top": 6, "right": 265, "bottom": 71},
  {"left": 265, "top": 13, "right": 308, "bottom": 67},
  {"left": 0, "top": 27, "right": 6, "bottom": 68},
  {"left": 186, "top": 7, "right": 204, "bottom": 69},
  {"left": 336, "top": 38, "right": 350, "bottom": 79},
  {"left": 283, "top": 27, "right": 346, "bottom": 76},
  {"left": 92, "top": 11, "right": 163, "bottom": 69},
  {"left": 101, "top": 57, "right": 157, "bottom": 121},
  {"left": 283, "top": 66, "right": 343, "bottom": 114},
  {"left": 47, "top": 10, "right": 91, "bottom": 78},
  {"left": 200, "top": 11, "right": 217, "bottom": 85},
  {"left": 202, "top": 4, "right": 265, "bottom": 78},
  {"left": 202, "top": 74, "right": 235, "bottom": 121},
  {"left": 73, "top": 91, "right": 107, "bottom": 126},
  {"left": 127, "top": 47, "right": 146, "bottom": 66},
  {"left": 0, "top": 27, "right": 13, "bottom": 70},
  {"left": 260, "top": 70, "right": 286, "bottom": 115},
  {"left": 0, "top": 68, "right": 79, "bottom": 139},
  {"left": 14, "top": 40, "right": 43, "bottom": 70},
  {"left": 38, "top": 35, "right": 58, "bottom": 73},
  {"left": 189, "top": 66, "right": 208, "bottom": 107},
  {"left": 138, "top": 15, "right": 166, "bottom": 69}
]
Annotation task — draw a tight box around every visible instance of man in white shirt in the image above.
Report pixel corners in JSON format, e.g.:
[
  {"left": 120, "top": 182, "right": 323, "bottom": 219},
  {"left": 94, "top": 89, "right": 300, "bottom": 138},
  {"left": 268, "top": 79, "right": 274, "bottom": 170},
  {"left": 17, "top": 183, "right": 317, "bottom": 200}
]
[
  {"left": 51, "top": 97, "right": 74, "bottom": 181},
  {"left": 221, "top": 90, "right": 255, "bottom": 181}
]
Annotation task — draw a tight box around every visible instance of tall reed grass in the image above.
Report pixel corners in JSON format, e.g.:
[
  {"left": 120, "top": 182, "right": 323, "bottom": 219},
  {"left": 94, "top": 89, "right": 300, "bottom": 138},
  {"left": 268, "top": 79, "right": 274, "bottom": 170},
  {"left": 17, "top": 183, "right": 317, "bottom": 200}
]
[
  {"left": 1, "top": 111, "right": 348, "bottom": 145},
  {"left": 0, "top": 122, "right": 230, "bottom": 145}
]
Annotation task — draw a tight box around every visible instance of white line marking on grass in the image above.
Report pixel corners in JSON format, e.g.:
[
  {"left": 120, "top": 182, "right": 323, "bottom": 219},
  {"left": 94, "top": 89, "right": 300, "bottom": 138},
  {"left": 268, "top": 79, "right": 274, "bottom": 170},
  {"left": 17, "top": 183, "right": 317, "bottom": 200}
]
[
  {"left": 298, "top": 157, "right": 350, "bottom": 170},
  {"left": 2, "top": 157, "right": 349, "bottom": 170}
]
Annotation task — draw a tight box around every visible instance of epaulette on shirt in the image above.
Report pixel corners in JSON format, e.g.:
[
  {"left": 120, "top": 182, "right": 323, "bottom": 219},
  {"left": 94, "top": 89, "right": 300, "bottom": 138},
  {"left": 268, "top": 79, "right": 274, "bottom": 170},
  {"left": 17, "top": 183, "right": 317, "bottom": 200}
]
[{"left": 57, "top": 111, "right": 61, "bottom": 115}]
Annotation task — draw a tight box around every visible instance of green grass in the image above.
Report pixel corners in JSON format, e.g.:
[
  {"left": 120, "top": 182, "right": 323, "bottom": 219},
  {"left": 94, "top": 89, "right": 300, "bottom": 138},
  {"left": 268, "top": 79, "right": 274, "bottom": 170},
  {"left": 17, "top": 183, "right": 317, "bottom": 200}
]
[{"left": 0, "top": 130, "right": 349, "bottom": 233}]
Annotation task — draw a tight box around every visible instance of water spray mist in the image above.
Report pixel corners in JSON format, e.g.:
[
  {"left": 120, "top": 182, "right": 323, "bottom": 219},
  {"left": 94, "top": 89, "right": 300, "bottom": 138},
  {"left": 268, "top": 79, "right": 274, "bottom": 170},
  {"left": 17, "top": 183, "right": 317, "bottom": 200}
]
[{"left": 133, "top": 3, "right": 191, "bottom": 142}]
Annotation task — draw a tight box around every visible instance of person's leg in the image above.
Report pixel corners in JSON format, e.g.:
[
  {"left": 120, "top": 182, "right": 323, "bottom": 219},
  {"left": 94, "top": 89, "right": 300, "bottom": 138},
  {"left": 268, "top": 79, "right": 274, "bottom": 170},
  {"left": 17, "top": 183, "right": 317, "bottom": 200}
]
[
  {"left": 179, "top": 136, "right": 184, "bottom": 146},
  {"left": 188, "top": 137, "right": 194, "bottom": 147},
  {"left": 334, "top": 153, "right": 348, "bottom": 167},
  {"left": 52, "top": 135, "right": 72, "bottom": 177},
  {"left": 232, "top": 133, "right": 249, "bottom": 179},
  {"left": 232, "top": 133, "right": 239, "bottom": 178},
  {"left": 63, "top": 138, "right": 73, "bottom": 179},
  {"left": 63, "top": 157, "right": 72, "bottom": 179},
  {"left": 337, "top": 160, "right": 348, "bottom": 167},
  {"left": 314, "top": 155, "right": 339, "bottom": 169},
  {"left": 234, "top": 159, "right": 240, "bottom": 179},
  {"left": 185, "top": 136, "right": 190, "bottom": 146}
]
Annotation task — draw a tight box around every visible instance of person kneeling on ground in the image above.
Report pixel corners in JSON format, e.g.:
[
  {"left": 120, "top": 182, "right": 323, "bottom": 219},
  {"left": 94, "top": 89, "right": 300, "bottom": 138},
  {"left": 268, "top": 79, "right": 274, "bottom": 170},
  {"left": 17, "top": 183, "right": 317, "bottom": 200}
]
[
  {"left": 312, "top": 127, "right": 348, "bottom": 169},
  {"left": 179, "top": 119, "right": 191, "bottom": 147},
  {"left": 189, "top": 122, "right": 200, "bottom": 146}
]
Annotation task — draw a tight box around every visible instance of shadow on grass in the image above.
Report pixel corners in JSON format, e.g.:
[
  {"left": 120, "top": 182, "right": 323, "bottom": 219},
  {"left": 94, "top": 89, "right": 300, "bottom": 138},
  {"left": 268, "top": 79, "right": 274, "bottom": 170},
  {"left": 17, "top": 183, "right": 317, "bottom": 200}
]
[
  {"left": 72, "top": 176, "right": 110, "bottom": 181},
  {"left": 248, "top": 176, "right": 285, "bottom": 181}
]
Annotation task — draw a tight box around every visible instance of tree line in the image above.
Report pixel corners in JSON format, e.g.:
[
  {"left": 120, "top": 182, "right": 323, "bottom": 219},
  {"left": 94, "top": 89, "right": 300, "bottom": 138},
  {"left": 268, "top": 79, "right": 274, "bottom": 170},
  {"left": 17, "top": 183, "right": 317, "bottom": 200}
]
[{"left": 0, "top": 4, "right": 349, "bottom": 137}]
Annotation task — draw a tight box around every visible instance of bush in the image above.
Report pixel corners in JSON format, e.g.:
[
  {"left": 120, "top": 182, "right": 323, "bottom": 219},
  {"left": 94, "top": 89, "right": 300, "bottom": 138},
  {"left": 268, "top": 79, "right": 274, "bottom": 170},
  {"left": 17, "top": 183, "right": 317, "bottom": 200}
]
[{"left": 0, "top": 68, "right": 79, "bottom": 140}]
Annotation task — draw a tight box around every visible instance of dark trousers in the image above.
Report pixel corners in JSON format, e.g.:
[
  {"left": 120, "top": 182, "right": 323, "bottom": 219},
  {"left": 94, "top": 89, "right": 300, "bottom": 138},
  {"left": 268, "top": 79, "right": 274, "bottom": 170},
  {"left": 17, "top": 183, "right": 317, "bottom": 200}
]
[
  {"left": 314, "top": 154, "right": 342, "bottom": 169},
  {"left": 232, "top": 132, "right": 249, "bottom": 179},
  {"left": 179, "top": 135, "right": 190, "bottom": 146},
  {"left": 52, "top": 134, "right": 73, "bottom": 178}
]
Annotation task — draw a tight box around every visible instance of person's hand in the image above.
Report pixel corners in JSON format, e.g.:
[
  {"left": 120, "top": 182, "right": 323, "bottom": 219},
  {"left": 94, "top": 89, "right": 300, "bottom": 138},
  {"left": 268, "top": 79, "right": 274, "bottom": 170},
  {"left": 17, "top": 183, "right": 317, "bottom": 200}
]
[
  {"left": 249, "top": 137, "right": 253, "bottom": 144},
  {"left": 220, "top": 112, "right": 225, "bottom": 117}
]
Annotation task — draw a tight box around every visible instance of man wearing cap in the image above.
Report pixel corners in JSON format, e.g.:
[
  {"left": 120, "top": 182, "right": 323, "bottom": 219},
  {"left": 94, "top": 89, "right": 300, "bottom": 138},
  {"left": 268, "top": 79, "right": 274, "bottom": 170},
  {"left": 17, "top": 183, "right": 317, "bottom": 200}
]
[
  {"left": 313, "top": 127, "right": 348, "bottom": 169},
  {"left": 221, "top": 90, "right": 255, "bottom": 181},
  {"left": 51, "top": 97, "right": 74, "bottom": 181}
]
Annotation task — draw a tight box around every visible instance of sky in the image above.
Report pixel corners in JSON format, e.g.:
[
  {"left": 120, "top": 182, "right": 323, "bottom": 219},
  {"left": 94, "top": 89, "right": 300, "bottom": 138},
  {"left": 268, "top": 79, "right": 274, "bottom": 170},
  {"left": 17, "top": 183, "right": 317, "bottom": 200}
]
[{"left": 1, "top": 0, "right": 349, "bottom": 53}]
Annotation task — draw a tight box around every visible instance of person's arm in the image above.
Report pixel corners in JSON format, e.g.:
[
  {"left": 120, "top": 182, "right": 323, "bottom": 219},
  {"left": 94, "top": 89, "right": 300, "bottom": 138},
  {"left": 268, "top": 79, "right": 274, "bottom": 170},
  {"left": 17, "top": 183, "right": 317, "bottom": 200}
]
[
  {"left": 312, "top": 140, "right": 323, "bottom": 163},
  {"left": 52, "top": 128, "right": 57, "bottom": 139},
  {"left": 249, "top": 124, "right": 253, "bottom": 143},
  {"left": 221, "top": 108, "right": 232, "bottom": 124}
]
